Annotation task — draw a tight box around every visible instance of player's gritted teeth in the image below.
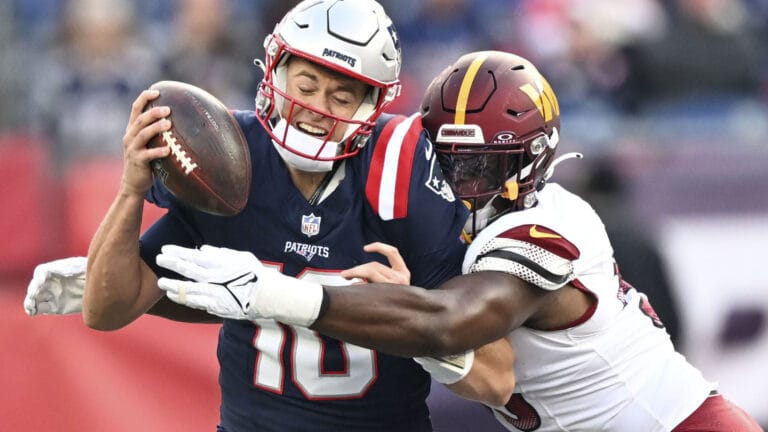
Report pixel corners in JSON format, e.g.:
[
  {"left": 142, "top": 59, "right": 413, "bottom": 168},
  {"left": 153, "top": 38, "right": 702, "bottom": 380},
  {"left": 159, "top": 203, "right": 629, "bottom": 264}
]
[{"left": 297, "top": 121, "right": 330, "bottom": 138}]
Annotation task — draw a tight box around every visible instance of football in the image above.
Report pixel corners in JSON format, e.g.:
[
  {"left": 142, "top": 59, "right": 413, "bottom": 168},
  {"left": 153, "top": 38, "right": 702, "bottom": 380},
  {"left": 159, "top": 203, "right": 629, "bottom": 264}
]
[{"left": 146, "top": 80, "right": 251, "bottom": 216}]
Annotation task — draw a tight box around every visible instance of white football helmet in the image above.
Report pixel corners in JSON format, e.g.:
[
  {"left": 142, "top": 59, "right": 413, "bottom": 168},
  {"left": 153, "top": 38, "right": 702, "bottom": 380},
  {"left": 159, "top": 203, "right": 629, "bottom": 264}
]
[{"left": 255, "top": 0, "right": 402, "bottom": 171}]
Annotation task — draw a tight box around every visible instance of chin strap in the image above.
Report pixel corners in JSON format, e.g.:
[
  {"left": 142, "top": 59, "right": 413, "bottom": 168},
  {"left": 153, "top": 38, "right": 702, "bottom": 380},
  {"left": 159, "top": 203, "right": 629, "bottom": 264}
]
[
  {"left": 544, "top": 152, "right": 583, "bottom": 181},
  {"left": 463, "top": 196, "right": 500, "bottom": 237},
  {"left": 271, "top": 119, "right": 341, "bottom": 172}
]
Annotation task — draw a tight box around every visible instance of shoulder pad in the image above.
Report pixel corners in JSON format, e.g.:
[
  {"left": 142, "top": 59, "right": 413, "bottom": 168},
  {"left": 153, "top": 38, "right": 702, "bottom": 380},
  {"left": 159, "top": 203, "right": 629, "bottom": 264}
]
[
  {"left": 498, "top": 224, "right": 580, "bottom": 260},
  {"left": 470, "top": 237, "right": 575, "bottom": 291}
]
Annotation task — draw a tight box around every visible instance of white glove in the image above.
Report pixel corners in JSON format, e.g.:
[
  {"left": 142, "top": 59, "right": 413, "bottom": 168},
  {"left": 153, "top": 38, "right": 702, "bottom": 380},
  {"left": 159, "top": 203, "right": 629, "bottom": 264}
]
[
  {"left": 414, "top": 350, "right": 475, "bottom": 384},
  {"left": 24, "top": 257, "right": 87, "bottom": 316},
  {"left": 156, "top": 245, "right": 324, "bottom": 327}
]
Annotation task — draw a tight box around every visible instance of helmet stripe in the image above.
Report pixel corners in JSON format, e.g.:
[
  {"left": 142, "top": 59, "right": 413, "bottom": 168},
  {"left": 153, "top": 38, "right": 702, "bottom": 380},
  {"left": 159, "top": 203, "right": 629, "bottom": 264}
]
[{"left": 455, "top": 52, "right": 490, "bottom": 124}]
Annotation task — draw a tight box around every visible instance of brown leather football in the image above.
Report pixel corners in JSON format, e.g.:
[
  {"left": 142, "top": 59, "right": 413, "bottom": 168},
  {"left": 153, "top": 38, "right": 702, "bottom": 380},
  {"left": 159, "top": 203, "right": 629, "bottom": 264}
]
[{"left": 147, "top": 81, "right": 251, "bottom": 216}]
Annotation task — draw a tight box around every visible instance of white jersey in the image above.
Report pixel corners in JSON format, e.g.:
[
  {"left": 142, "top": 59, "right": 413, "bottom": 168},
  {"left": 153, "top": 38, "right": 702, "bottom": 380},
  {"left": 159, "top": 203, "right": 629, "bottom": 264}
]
[{"left": 464, "top": 184, "right": 713, "bottom": 432}]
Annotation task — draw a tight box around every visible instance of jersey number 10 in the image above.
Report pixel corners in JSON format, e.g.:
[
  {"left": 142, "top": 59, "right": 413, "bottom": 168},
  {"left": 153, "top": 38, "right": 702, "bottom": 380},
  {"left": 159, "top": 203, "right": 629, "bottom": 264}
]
[{"left": 251, "top": 267, "right": 377, "bottom": 399}]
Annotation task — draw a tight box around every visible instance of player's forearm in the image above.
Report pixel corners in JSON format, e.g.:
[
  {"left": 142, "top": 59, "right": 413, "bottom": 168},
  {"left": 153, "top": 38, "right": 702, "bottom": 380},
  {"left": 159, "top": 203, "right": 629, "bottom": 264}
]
[
  {"left": 83, "top": 189, "right": 160, "bottom": 330},
  {"left": 445, "top": 338, "right": 515, "bottom": 407},
  {"left": 313, "top": 283, "right": 451, "bottom": 356},
  {"left": 313, "top": 273, "right": 520, "bottom": 357},
  {"left": 147, "top": 297, "right": 223, "bottom": 323}
]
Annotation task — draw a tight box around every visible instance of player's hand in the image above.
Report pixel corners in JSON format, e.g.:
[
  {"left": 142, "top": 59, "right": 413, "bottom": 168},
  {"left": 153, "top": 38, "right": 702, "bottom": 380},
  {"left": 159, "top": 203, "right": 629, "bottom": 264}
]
[
  {"left": 341, "top": 242, "right": 411, "bottom": 284},
  {"left": 121, "top": 89, "right": 172, "bottom": 197},
  {"left": 156, "top": 245, "right": 262, "bottom": 320},
  {"left": 156, "top": 245, "right": 323, "bottom": 326},
  {"left": 24, "top": 257, "right": 87, "bottom": 316}
]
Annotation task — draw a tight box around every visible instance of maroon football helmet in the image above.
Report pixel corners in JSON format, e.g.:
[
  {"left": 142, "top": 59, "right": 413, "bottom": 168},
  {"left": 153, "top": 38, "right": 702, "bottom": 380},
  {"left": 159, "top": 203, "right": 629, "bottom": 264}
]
[{"left": 421, "top": 51, "right": 563, "bottom": 233}]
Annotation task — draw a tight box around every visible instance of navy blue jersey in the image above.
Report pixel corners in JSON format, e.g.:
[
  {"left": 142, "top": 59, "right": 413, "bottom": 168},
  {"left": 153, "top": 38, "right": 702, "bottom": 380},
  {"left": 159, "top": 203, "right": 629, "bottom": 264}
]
[{"left": 140, "top": 111, "right": 468, "bottom": 432}]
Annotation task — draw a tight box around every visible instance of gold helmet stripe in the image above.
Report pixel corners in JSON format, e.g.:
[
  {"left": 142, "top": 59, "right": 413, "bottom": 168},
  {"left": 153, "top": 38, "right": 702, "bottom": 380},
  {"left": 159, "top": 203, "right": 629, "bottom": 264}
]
[{"left": 455, "top": 52, "right": 490, "bottom": 125}]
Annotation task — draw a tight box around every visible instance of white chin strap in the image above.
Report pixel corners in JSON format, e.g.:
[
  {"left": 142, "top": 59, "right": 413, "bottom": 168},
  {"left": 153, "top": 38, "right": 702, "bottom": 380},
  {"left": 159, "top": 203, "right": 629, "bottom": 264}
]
[
  {"left": 272, "top": 119, "right": 340, "bottom": 172},
  {"left": 464, "top": 197, "right": 498, "bottom": 235}
]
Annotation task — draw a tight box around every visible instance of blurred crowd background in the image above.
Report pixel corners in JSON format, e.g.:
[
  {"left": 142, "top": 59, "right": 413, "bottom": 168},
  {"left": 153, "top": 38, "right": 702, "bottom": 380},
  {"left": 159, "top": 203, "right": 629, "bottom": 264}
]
[{"left": 1, "top": 0, "right": 767, "bottom": 430}]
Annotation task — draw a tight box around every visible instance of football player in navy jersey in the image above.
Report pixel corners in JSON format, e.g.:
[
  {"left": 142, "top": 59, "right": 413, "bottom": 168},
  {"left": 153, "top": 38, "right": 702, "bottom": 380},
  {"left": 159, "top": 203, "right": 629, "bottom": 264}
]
[
  {"left": 81, "top": 1, "right": 473, "bottom": 431},
  {"left": 156, "top": 51, "right": 764, "bottom": 431}
]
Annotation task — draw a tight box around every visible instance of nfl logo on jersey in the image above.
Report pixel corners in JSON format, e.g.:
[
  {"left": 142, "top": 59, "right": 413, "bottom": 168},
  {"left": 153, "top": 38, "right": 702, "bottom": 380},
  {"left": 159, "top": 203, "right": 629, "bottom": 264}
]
[{"left": 301, "top": 213, "right": 321, "bottom": 238}]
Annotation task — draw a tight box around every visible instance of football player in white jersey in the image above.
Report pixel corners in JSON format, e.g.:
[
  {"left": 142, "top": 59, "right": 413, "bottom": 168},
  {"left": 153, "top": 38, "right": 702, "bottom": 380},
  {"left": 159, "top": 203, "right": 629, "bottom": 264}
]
[
  {"left": 406, "top": 50, "right": 763, "bottom": 431},
  {"left": 26, "top": 50, "right": 764, "bottom": 430}
]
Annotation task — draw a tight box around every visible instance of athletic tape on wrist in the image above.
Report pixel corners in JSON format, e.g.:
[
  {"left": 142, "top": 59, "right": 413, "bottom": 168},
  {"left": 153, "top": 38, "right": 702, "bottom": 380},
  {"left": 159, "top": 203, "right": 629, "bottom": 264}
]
[
  {"left": 249, "top": 270, "right": 325, "bottom": 327},
  {"left": 414, "top": 350, "right": 475, "bottom": 384}
]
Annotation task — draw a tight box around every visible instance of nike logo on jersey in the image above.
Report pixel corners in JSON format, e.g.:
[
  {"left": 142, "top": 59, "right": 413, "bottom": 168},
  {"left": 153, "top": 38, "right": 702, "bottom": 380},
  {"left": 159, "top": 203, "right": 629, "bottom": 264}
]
[
  {"left": 499, "top": 225, "right": 580, "bottom": 260},
  {"left": 529, "top": 225, "right": 562, "bottom": 239}
]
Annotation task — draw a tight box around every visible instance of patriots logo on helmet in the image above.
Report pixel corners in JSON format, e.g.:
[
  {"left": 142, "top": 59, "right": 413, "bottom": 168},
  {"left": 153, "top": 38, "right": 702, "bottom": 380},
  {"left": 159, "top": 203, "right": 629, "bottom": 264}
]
[
  {"left": 386, "top": 24, "right": 401, "bottom": 56},
  {"left": 321, "top": 48, "right": 357, "bottom": 68}
]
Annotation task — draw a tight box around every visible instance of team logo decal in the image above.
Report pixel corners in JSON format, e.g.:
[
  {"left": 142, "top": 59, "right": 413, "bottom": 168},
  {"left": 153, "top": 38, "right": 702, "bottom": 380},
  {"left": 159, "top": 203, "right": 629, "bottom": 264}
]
[
  {"left": 425, "top": 154, "right": 456, "bottom": 203},
  {"left": 519, "top": 77, "right": 559, "bottom": 122},
  {"left": 321, "top": 48, "right": 357, "bottom": 68},
  {"left": 529, "top": 225, "right": 562, "bottom": 239},
  {"left": 386, "top": 24, "right": 401, "bottom": 57},
  {"left": 301, "top": 213, "right": 321, "bottom": 238},
  {"left": 492, "top": 131, "right": 517, "bottom": 144}
]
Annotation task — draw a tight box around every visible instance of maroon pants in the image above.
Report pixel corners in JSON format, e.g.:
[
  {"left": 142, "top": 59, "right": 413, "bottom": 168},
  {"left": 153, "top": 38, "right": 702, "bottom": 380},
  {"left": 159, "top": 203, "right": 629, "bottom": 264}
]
[{"left": 674, "top": 393, "right": 764, "bottom": 431}]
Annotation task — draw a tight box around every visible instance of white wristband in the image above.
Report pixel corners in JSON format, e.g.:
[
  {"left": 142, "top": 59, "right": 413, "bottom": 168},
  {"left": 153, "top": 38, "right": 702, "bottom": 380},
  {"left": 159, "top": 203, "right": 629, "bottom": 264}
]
[
  {"left": 249, "top": 269, "right": 325, "bottom": 327},
  {"left": 414, "top": 350, "right": 475, "bottom": 384}
]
